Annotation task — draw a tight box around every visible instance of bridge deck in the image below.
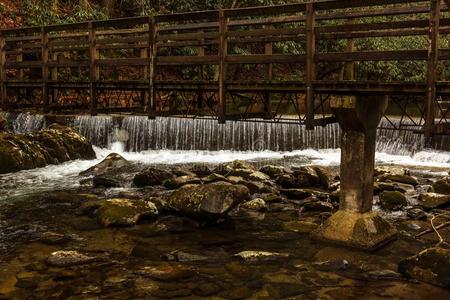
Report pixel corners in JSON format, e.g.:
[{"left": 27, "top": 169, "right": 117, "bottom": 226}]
[{"left": 1, "top": 0, "right": 450, "bottom": 135}]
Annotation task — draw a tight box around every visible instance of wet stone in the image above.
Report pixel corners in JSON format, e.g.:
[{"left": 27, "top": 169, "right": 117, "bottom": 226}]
[
  {"left": 133, "top": 167, "right": 174, "bottom": 187},
  {"left": 379, "top": 190, "right": 407, "bottom": 210},
  {"left": 433, "top": 177, "right": 450, "bottom": 195},
  {"left": 47, "top": 250, "right": 97, "bottom": 267},
  {"left": 399, "top": 247, "right": 450, "bottom": 288},
  {"left": 259, "top": 165, "right": 288, "bottom": 178},
  {"left": 240, "top": 198, "right": 267, "bottom": 211},
  {"left": 96, "top": 199, "right": 158, "bottom": 227},
  {"left": 418, "top": 193, "right": 450, "bottom": 210},
  {"left": 282, "top": 220, "right": 319, "bottom": 233},
  {"left": 137, "top": 264, "right": 194, "bottom": 281},
  {"left": 407, "top": 208, "right": 427, "bottom": 220},
  {"left": 234, "top": 251, "right": 291, "bottom": 263}
]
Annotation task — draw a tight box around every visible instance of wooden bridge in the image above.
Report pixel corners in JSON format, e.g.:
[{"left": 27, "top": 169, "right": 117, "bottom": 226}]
[{"left": 1, "top": 0, "right": 450, "bottom": 138}]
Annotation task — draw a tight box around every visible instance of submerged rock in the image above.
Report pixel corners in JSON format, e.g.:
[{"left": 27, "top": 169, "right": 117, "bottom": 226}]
[
  {"left": 282, "top": 220, "right": 318, "bottom": 233},
  {"left": 379, "top": 191, "right": 407, "bottom": 210},
  {"left": 0, "top": 124, "right": 95, "bottom": 174},
  {"left": 234, "top": 251, "right": 290, "bottom": 263},
  {"left": 166, "top": 183, "right": 249, "bottom": 220},
  {"left": 399, "top": 247, "right": 450, "bottom": 288},
  {"left": 97, "top": 199, "right": 158, "bottom": 227},
  {"left": 418, "top": 193, "right": 450, "bottom": 210},
  {"left": 47, "top": 250, "right": 97, "bottom": 267},
  {"left": 138, "top": 264, "right": 194, "bottom": 281},
  {"left": 93, "top": 175, "right": 122, "bottom": 188},
  {"left": 133, "top": 167, "right": 174, "bottom": 187}
]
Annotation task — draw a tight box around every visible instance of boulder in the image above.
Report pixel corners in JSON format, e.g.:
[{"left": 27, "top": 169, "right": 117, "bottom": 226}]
[
  {"left": 163, "top": 176, "right": 202, "bottom": 189},
  {"left": 381, "top": 174, "right": 419, "bottom": 186},
  {"left": 433, "top": 177, "right": 450, "bottom": 195},
  {"left": 276, "top": 174, "right": 311, "bottom": 189},
  {"left": 379, "top": 191, "right": 407, "bottom": 210},
  {"left": 166, "top": 183, "right": 250, "bottom": 220},
  {"left": 0, "top": 124, "right": 95, "bottom": 174},
  {"left": 313, "top": 166, "right": 333, "bottom": 189},
  {"left": 214, "top": 160, "right": 255, "bottom": 175},
  {"left": 418, "top": 193, "right": 450, "bottom": 210},
  {"left": 293, "top": 166, "right": 320, "bottom": 185},
  {"left": 399, "top": 247, "right": 450, "bottom": 288},
  {"left": 240, "top": 198, "right": 267, "bottom": 211},
  {"left": 96, "top": 199, "right": 158, "bottom": 227},
  {"left": 302, "top": 200, "right": 334, "bottom": 212},
  {"left": 80, "top": 153, "right": 129, "bottom": 177},
  {"left": 406, "top": 208, "right": 427, "bottom": 220},
  {"left": 203, "top": 173, "right": 228, "bottom": 183},
  {"left": 374, "top": 166, "right": 407, "bottom": 177},
  {"left": 188, "top": 164, "right": 212, "bottom": 176},
  {"left": 280, "top": 188, "right": 313, "bottom": 199},
  {"left": 259, "top": 165, "right": 288, "bottom": 178},
  {"left": 133, "top": 167, "right": 174, "bottom": 187},
  {"left": 93, "top": 175, "right": 122, "bottom": 188}
]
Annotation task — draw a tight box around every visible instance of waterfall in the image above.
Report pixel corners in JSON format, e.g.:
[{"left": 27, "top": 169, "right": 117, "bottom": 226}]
[
  {"left": 73, "top": 115, "right": 115, "bottom": 148},
  {"left": 74, "top": 115, "right": 426, "bottom": 154},
  {"left": 0, "top": 113, "right": 431, "bottom": 155},
  {"left": 0, "top": 112, "right": 45, "bottom": 134}
]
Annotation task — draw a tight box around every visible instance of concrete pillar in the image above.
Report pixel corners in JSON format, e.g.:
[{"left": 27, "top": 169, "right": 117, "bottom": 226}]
[{"left": 311, "top": 96, "right": 397, "bottom": 250}]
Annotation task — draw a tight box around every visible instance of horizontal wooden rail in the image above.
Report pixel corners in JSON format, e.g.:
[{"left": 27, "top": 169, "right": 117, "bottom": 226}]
[{"left": 0, "top": 0, "right": 449, "bottom": 137}]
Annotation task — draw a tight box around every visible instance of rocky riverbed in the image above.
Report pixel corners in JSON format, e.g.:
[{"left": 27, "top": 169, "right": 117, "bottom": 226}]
[{"left": 0, "top": 122, "right": 450, "bottom": 299}]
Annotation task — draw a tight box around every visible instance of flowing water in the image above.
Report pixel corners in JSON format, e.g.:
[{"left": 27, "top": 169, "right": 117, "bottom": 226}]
[
  {"left": 1, "top": 112, "right": 450, "bottom": 299},
  {"left": 0, "top": 112, "right": 448, "bottom": 201}
]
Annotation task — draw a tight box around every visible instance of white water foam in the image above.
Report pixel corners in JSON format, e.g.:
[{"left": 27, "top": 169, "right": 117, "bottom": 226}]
[{"left": 0, "top": 144, "right": 448, "bottom": 201}]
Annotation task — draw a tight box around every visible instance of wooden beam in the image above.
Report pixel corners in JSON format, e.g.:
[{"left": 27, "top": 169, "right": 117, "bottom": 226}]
[
  {"left": 305, "top": 2, "right": 316, "bottom": 130},
  {"left": 425, "top": 0, "right": 441, "bottom": 139}
]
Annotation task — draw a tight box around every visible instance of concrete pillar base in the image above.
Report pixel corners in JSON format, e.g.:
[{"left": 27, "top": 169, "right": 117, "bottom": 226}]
[{"left": 311, "top": 210, "right": 397, "bottom": 251}]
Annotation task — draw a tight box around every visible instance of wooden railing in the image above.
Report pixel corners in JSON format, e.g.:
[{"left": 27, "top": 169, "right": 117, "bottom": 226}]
[{"left": 0, "top": 0, "right": 449, "bottom": 136}]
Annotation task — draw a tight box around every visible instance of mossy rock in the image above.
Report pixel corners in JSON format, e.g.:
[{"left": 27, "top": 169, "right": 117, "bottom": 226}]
[
  {"left": 433, "top": 177, "right": 450, "bottom": 195},
  {"left": 379, "top": 191, "right": 407, "bottom": 210},
  {"left": 167, "top": 182, "right": 249, "bottom": 220},
  {"left": 0, "top": 124, "right": 95, "bottom": 174},
  {"left": 259, "top": 165, "right": 288, "bottom": 178},
  {"left": 80, "top": 153, "right": 129, "bottom": 177},
  {"left": 133, "top": 167, "right": 174, "bottom": 187},
  {"left": 418, "top": 192, "right": 450, "bottom": 210},
  {"left": 96, "top": 198, "right": 158, "bottom": 227},
  {"left": 381, "top": 174, "right": 419, "bottom": 186},
  {"left": 399, "top": 247, "right": 450, "bottom": 288}
]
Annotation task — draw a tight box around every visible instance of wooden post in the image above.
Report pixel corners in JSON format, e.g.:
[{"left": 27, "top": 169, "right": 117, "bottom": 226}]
[
  {"left": 425, "top": 0, "right": 441, "bottom": 139},
  {"left": 0, "top": 34, "right": 6, "bottom": 109},
  {"left": 305, "top": 3, "right": 316, "bottom": 130},
  {"left": 140, "top": 38, "right": 148, "bottom": 111},
  {"left": 197, "top": 34, "right": 205, "bottom": 111},
  {"left": 264, "top": 41, "right": 273, "bottom": 119},
  {"left": 17, "top": 44, "right": 23, "bottom": 80},
  {"left": 42, "top": 27, "right": 49, "bottom": 113},
  {"left": 88, "top": 22, "right": 98, "bottom": 115},
  {"left": 51, "top": 51, "right": 58, "bottom": 105},
  {"left": 148, "top": 17, "right": 157, "bottom": 119},
  {"left": 218, "top": 10, "right": 228, "bottom": 124}
]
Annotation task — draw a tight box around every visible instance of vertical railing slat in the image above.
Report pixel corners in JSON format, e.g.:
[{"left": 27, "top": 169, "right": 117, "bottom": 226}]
[
  {"left": 305, "top": 2, "right": 316, "bottom": 129},
  {"left": 218, "top": 10, "right": 228, "bottom": 124},
  {"left": 42, "top": 27, "right": 49, "bottom": 113},
  {"left": 89, "top": 22, "right": 98, "bottom": 115},
  {"left": 0, "top": 34, "right": 6, "bottom": 109},
  {"left": 148, "top": 17, "right": 157, "bottom": 119},
  {"left": 425, "top": 0, "right": 441, "bottom": 139}
]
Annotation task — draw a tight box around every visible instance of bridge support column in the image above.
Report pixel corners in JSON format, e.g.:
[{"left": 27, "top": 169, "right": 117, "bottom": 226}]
[{"left": 311, "top": 96, "right": 397, "bottom": 250}]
